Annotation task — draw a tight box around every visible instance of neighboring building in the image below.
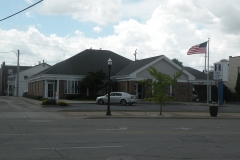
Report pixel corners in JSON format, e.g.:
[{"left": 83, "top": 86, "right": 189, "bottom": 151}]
[
  {"left": 27, "top": 49, "right": 196, "bottom": 101},
  {"left": 7, "top": 62, "right": 51, "bottom": 97},
  {"left": 184, "top": 67, "right": 215, "bottom": 101},
  {"left": 0, "top": 62, "right": 31, "bottom": 96},
  {"left": 183, "top": 67, "right": 214, "bottom": 85},
  {"left": 225, "top": 56, "right": 240, "bottom": 93}
]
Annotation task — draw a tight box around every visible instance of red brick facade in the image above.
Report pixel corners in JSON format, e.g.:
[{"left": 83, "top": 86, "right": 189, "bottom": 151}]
[
  {"left": 28, "top": 81, "right": 44, "bottom": 96},
  {"left": 28, "top": 80, "right": 193, "bottom": 102},
  {"left": 172, "top": 82, "right": 193, "bottom": 102}
]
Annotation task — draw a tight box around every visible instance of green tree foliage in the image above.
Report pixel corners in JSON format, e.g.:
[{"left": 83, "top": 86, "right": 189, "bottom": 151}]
[
  {"left": 138, "top": 79, "right": 149, "bottom": 99},
  {"left": 220, "top": 59, "right": 229, "bottom": 62},
  {"left": 79, "top": 70, "right": 107, "bottom": 96},
  {"left": 172, "top": 58, "right": 183, "bottom": 67},
  {"left": 235, "top": 73, "right": 240, "bottom": 101},
  {"left": 140, "top": 66, "right": 183, "bottom": 115}
]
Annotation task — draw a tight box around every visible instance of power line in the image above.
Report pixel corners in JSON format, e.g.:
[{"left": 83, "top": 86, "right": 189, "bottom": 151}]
[{"left": 0, "top": 0, "right": 44, "bottom": 22}]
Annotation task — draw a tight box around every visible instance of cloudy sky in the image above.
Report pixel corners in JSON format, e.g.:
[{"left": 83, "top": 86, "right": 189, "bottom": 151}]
[{"left": 0, "top": 0, "right": 239, "bottom": 71}]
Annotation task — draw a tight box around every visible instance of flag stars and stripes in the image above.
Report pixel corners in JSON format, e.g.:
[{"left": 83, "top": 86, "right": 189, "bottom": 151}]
[{"left": 187, "top": 41, "right": 208, "bottom": 55}]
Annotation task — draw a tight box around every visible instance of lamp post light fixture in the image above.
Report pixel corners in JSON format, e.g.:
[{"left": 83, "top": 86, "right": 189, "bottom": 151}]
[{"left": 106, "top": 58, "right": 112, "bottom": 116}]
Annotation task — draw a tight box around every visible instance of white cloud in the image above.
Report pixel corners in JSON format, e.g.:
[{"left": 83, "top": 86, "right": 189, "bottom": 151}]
[
  {"left": 35, "top": 0, "right": 122, "bottom": 25},
  {"left": 25, "top": 12, "right": 34, "bottom": 18},
  {"left": 25, "top": 0, "right": 33, "bottom": 4},
  {"left": 93, "top": 26, "right": 102, "bottom": 33},
  {"left": 2, "top": 0, "right": 240, "bottom": 71}
]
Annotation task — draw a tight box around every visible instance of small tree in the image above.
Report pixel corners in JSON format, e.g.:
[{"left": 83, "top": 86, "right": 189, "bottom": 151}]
[
  {"left": 143, "top": 66, "right": 183, "bottom": 115},
  {"left": 235, "top": 73, "right": 240, "bottom": 101},
  {"left": 79, "top": 70, "right": 107, "bottom": 97}
]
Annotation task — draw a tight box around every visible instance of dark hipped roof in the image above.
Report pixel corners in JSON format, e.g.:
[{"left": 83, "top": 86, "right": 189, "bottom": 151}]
[
  {"left": 33, "top": 49, "right": 132, "bottom": 76},
  {"left": 115, "top": 56, "right": 162, "bottom": 76},
  {"left": 184, "top": 67, "right": 213, "bottom": 80}
]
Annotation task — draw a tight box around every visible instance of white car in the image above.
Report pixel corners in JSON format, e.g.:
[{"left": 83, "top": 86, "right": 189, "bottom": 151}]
[{"left": 96, "top": 92, "right": 138, "bottom": 105}]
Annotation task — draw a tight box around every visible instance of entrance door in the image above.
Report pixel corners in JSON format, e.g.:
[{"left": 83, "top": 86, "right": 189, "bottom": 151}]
[
  {"left": 138, "top": 84, "right": 142, "bottom": 99},
  {"left": 48, "top": 83, "right": 54, "bottom": 98},
  {"left": 134, "top": 84, "right": 142, "bottom": 99}
]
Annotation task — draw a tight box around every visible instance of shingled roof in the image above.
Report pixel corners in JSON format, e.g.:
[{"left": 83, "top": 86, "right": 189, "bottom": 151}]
[
  {"left": 184, "top": 67, "right": 213, "bottom": 80},
  {"left": 32, "top": 49, "right": 132, "bottom": 77},
  {"left": 115, "top": 56, "right": 162, "bottom": 76}
]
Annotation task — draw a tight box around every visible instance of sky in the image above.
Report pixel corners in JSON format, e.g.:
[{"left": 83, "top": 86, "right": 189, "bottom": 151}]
[{"left": 0, "top": 0, "right": 240, "bottom": 71}]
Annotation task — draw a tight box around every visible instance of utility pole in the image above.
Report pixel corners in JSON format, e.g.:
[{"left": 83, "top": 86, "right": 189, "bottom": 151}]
[{"left": 17, "top": 50, "right": 20, "bottom": 97}]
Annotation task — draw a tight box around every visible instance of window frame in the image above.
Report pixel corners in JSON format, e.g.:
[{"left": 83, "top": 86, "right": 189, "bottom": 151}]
[{"left": 64, "top": 80, "right": 80, "bottom": 94}]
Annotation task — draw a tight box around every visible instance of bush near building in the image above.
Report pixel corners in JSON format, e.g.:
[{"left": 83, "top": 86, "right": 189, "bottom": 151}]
[
  {"left": 41, "top": 98, "right": 56, "bottom": 105},
  {"left": 23, "top": 92, "right": 42, "bottom": 100}
]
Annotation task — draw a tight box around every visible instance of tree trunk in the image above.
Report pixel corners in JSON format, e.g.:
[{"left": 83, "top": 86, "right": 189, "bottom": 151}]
[
  {"left": 160, "top": 103, "right": 162, "bottom": 115},
  {"left": 159, "top": 98, "right": 162, "bottom": 115}
]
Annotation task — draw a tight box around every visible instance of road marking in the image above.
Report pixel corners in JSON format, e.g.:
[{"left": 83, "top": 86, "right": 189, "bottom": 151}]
[
  {"left": 175, "top": 127, "right": 192, "bottom": 130},
  {"left": 32, "top": 146, "right": 122, "bottom": 150},
  {"left": 28, "top": 120, "right": 54, "bottom": 122},
  {"left": 97, "top": 127, "right": 127, "bottom": 131}
]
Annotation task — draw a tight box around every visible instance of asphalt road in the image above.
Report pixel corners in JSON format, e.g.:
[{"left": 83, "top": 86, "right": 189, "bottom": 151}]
[
  {"left": 63, "top": 102, "right": 240, "bottom": 113},
  {"left": 1, "top": 118, "right": 240, "bottom": 160},
  {"left": 1, "top": 97, "right": 240, "bottom": 159}
]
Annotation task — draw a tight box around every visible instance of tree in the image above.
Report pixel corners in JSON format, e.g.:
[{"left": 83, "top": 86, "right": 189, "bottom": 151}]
[
  {"left": 140, "top": 66, "right": 183, "bottom": 115},
  {"left": 79, "top": 70, "right": 107, "bottom": 96},
  {"left": 220, "top": 59, "right": 229, "bottom": 62},
  {"left": 235, "top": 73, "right": 240, "bottom": 101},
  {"left": 172, "top": 58, "right": 183, "bottom": 67}
]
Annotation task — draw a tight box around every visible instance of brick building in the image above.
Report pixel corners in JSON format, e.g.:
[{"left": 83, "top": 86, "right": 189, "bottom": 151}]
[
  {"left": 0, "top": 62, "right": 31, "bottom": 96},
  {"left": 27, "top": 49, "right": 196, "bottom": 101}
]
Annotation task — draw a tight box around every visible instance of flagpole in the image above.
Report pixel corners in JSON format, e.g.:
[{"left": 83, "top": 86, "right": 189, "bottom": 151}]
[{"left": 207, "top": 38, "right": 210, "bottom": 103}]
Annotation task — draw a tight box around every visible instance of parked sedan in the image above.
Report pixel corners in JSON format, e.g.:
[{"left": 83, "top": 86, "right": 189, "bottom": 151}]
[{"left": 96, "top": 92, "right": 138, "bottom": 105}]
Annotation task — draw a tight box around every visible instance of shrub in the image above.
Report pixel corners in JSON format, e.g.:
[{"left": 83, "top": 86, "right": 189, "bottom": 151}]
[
  {"left": 58, "top": 101, "right": 68, "bottom": 106},
  {"left": 41, "top": 99, "right": 57, "bottom": 105},
  {"left": 23, "top": 93, "right": 42, "bottom": 100},
  {"left": 42, "top": 100, "right": 48, "bottom": 105}
]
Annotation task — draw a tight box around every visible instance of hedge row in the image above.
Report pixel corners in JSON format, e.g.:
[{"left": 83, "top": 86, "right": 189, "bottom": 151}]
[
  {"left": 23, "top": 93, "right": 42, "bottom": 100},
  {"left": 42, "top": 99, "right": 68, "bottom": 106},
  {"left": 42, "top": 98, "right": 57, "bottom": 105}
]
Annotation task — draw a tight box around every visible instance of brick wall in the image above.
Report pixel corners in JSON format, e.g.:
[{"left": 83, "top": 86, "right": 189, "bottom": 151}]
[
  {"left": 118, "top": 81, "right": 127, "bottom": 92},
  {"left": 59, "top": 80, "right": 65, "bottom": 99},
  {"left": 172, "top": 82, "right": 193, "bottom": 102},
  {"left": 28, "top": 81, "right": 44, "bottom": 96}
]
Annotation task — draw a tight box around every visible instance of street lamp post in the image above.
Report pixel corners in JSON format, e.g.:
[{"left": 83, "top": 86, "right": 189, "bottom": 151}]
[{"left": 106, "top": 58, "right": 112, "bottom": 116}]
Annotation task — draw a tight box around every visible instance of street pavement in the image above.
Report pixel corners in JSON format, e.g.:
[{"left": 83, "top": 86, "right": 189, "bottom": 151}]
[{"left": 0, "top": 96, "right": 240, "bottom": 119}]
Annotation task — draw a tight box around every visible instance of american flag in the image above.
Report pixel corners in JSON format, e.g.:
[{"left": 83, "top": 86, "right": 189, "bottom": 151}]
[{"left": 187, "top": 41, "right": 208, "bottom": 55}]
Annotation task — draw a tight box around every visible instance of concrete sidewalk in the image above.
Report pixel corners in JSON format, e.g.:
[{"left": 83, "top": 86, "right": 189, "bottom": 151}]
[
  {"left": 14, "top": 96, "right": 211, "bottom": 106},
  {"left": 1, "top": 111, "right": 240, "bottom": 119},
  {"left": 57, "top": 111, "right": 240, "bottom": 119},
  {"left": 2, "top": 96, "right": 240, "bottom": 119}
]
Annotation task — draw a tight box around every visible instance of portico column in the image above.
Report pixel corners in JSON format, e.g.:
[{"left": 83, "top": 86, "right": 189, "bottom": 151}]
[
  {"left": 7, "top": 84, "right": 9, "bottom": 96},
  {"left": 56, "top": 80, "right": 59, "bottom": 93},
  {"left": 126, "top": 80, "right": 127, "bottom": 92},
  {"left": 209, "top": 83, "right": 212, "bottom": 101},
  {"left": 44, "top": 80, "right": 47, "bottom": 98}
]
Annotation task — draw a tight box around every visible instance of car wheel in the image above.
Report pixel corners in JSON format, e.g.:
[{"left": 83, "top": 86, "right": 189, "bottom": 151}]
[
  {"left": 98, "top": 99, "right": 104, "bottom": 105},
  {"left": 120, "top": 99, "right": 127, "bottom": 105}
]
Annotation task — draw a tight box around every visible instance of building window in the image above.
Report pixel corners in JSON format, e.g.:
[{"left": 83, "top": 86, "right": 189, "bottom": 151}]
[
  {"left": 24, "top": 76, "right": 28, "bottom": 79},
  {"left": 8, "top": 69, "right": 13, "bottom": 74},
  {"left": 64, "top": 80, "right": 80, "bottom": 94}
]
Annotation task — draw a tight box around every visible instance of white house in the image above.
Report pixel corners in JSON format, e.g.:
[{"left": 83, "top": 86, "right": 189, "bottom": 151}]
[{"left": 7, "top": 62, "right": 51, "bottom": 97}]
